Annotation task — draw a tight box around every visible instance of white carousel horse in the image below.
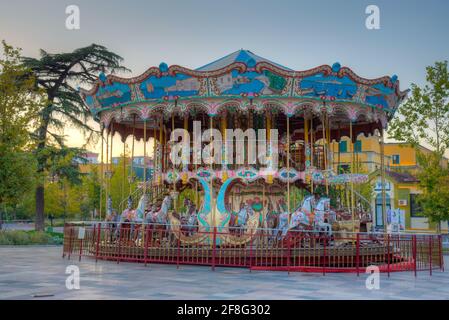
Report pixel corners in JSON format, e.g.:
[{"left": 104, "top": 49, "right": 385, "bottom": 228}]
[
  {"left": 134, "top": 194, "right": 147, "bottom": 223},
  {"left": 152, "top": 195, "right": 172, "bottom": 225},
  {"left": 313, "top": 198, "right": 335, "bottom": 237},
  {"left": 288, "top": 196, "right": 313, "bottom": 230},
  {"left": 181, "top": 199, "right": 198, "bottom": 236}
]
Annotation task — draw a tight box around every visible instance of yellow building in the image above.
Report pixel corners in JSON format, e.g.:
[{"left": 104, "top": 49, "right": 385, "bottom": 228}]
[{"left": 330, "top": 135, "right": 449, "bottom": 233}]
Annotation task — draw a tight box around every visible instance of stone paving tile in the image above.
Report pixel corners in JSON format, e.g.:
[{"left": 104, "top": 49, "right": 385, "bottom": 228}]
[{"left": 0, "top": 246, "right": 448, "bottom": 300}]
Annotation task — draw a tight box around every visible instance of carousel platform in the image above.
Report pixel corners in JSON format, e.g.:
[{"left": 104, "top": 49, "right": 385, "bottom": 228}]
[{"left": 62, "top": 222, "right": 443, "bottom": 274}]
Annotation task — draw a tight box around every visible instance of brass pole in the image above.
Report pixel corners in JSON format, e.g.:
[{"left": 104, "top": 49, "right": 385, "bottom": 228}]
[
  {"left": 122, "top": 138, "right": 126, "bottom": 213},
  {"left": 130, "top": 115, "right": 136, "bottom": 195},
  {"left": 109, "top": 122, "right": 114, "bottom": 213},
  {"left": 322, "top": 112, "right": 328, "bottom": 196},
  {"left": 99, "top": 125, "right": 104, "bottom": 220},
  {"left": 287, "top": 115, "right": 291, "bottom": 221},
  {"left": 172, "top": 114, "right": 176, "bottom": 211},
  {"left": 210, "top": 115, "right": 215, "bottom": 227},
  {"left": 105, "top": 126, "right": 109, "bottom": 218},
  {"left": 380, "top": 127, "right": 387, "bottom": 232},
  {"left": 142, "top": 118, "right": 147, "bottom": 244},
  {"left": 310, "top": 117, "right": 314, "bottom": 194},
  {"left": 350, "top": 120, "right": 355, "bottom": 232}
]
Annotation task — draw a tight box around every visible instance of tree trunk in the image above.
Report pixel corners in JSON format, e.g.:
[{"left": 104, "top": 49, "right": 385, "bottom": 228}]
[
  {"left": 35, "top": 184, "right": 45, "bottom": 231},
  {"left": 34, "top": 106, "right": 51, "bottom": 231}
]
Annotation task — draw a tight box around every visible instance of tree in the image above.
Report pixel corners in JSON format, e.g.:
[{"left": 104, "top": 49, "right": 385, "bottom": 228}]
[
  {"left": 389, "top": 61, "right": 449, "bottom": 156},
  {"left": 0, "top": 41, "right": 42, "bottom": 219},
  {"left": 415, "top": 152, "right": 449, "bottom": 232},
  {"left": 109, "top": 156, "right": 139, "bottom": 213},
  {"left": 389, "top": 61, "right": 449, "bottom": 232},
  {"left": 22, "top": 44, "right": 128, "bottom": 230}
]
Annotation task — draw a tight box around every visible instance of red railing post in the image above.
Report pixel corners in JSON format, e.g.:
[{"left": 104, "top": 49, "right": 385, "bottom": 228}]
[
  {"left": 62, "top": 223, "right": 67, "bottom": 258},
  {"left": 287, "top": 233, "right": 292, "bottom": 275},
  {"left": 412, "top": 235, "right": 417, "bottom": 277},
  {"left": 211, "top": 227, "right": 217, "bottom": 271},
  {"left": 117, "top": 225, "right": 122, "bottom": 264},
  {"left": 322, "top": 235, "right": 326, "bottom": 276},
  {"left": 248, "top": 229, "right": 254, "bottom": 271},
  {"left": 79, "top": 237, "right": 83, "bottom": 262},
  {"left": 177, "top": 227, "right": 181, "bottom": 269},
  {"left": 67, "top": 227, "right": 74, "bottom": 260},
  {"left": 95, "top": 223, "right": 101, "bottom": 262},
  {"left": 429, "top": 236, "right": 432, "bottom": 276},
  {"left": 144, "top": 225, "right": 149, "bottom": 266},
  {"left": 387, "top": 234, "right": 390, "bottom": 277},
  {"left": 438, "top": 234, "right": 444, "bottom": 272},
  {"left": 356, "top": 233, "right": 360, "bottom": 276}
]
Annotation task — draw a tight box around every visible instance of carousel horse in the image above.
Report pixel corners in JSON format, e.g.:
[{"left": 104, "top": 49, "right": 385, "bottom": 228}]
[
  {"left": 180, "top": 199, "right": 198, "bottom": 236},
  {"left": 151, "top": 195, "right": 172, "bottom": 226},
  {"left": 313, "top": 198, "right": 335, "bottom": 237},
  {"left": 287, "top": 202, "right": 311, "bottom": 232},
  {"left": 275, "top": 200, "right": 290, "bottom": 239}
]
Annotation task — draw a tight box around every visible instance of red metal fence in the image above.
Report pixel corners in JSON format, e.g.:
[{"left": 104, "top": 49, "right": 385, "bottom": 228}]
[{"left": 62, "top": 222, "right": 444, "bottom": 275}]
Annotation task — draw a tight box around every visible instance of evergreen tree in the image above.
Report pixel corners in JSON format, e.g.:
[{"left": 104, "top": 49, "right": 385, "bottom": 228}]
[{"left": 22, "top": 44, "right": 128, "bottom": 230}]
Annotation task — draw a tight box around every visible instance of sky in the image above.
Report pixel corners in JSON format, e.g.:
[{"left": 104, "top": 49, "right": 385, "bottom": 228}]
[{"left": 1, "top": 0, "right": 448, "bottom": 157}]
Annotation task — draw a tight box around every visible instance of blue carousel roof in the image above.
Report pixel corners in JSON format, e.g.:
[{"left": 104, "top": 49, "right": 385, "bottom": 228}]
[
  {"left": 196, "top": 49, "right": 292, "bottom": 71},
  {"left": 79, "top": 50, "right": 408, "bottom": 122}
]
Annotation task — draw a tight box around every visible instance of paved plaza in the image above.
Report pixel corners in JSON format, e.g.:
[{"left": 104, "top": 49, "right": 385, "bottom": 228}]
[{"left": 0, "top": 246, "right": 448, "bottom": 300}]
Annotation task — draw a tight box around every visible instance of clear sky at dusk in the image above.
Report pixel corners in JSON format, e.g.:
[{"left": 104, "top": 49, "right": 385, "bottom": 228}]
[{"left": 1, "top": 0, "right": 448, "bottom": 156}]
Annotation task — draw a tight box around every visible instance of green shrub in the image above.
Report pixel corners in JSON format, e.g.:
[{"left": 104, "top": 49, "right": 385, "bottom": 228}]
[{"left": 0, "top": 230, "right": 63, "bottom": 245}]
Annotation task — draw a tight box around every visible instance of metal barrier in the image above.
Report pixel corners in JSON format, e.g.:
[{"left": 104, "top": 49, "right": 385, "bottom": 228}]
[{"left": 62, "top": 221, "right": 444, "bottom": 275}]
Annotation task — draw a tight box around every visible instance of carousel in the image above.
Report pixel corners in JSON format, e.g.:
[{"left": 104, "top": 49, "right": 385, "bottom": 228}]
[{"left": 67, "top": 50, "right": 431, "bottom": 272}]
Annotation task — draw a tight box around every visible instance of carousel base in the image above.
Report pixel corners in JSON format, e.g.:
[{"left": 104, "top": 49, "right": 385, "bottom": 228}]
[{"left": 62, "top": 223, "right": 442, "bottom": 274}]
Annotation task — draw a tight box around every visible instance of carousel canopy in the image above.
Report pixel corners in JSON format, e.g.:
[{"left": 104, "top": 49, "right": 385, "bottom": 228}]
[{"left": 79, "top": 50, "right": 408, "bottom": 128}]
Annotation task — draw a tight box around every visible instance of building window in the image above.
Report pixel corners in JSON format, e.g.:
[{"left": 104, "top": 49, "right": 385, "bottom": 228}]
[
  {"left": 338, "top": 164, "right": 350, "bottom": 174},
  {"left": 392, "top": 154, "right": 400, "bottom": 164},
  {"left": 339, "top": 141, "right": 347, "bottom": 153},
  {"left": 375, "top": 193, "right": 391, "bottom": 227},
  {"left": 410, "top": 194, "right": 423, "bottom": 217},
  {"left": 354, "top": 140, "right": 362, "bottom": 153}
]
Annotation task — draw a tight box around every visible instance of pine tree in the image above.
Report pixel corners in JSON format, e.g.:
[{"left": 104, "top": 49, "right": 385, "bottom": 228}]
[{"left": 22, "top": 44, "right": 129, "bottom": 230}]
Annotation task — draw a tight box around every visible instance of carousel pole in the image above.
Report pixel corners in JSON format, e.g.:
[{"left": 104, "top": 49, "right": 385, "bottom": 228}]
[
  {"left": 322, "top": 112, "right": 329, "bottom": 196},
  {"left": 380, "top": 127, "right": 388, "bottom": 232},
  {"left": 194, "top": 113, "right": 198, "bottom": 208},
  {"left": 143, "top": 119, "right": 147, "bottom": 197},
  {"left": 142, "top": 118, "right": 147, "bottom": 243},
  {"left": 159, "top": 117, "right": 163, "bottom": 197},
  {"left": 310, "top": 117, "right": 314, "bottom": 194},
  {"left": 172, "top": 114, "right": 176, "bottom": 211},
  {"left": 99, "top": 125, "right": 104, "bottom": 220},
  {"left": 304, "top": 115, "right": 309, "bottom": 169},
  {"left": 209, "top": 115, "right": 215, "bottom": 228},
  {"left": 350, "top": 119, "right": 355, "bottom": 232},
  {"left": 105, "top": 126, "right": 109, "bottom": 218},
  {"left": 183, "top": 113, "right": 189, "bottom": 186},
  {"left": 122, "top": 137, "right": 126, "bottom": 213},
  {"left": 287, "top": 115, "right": 291, "bottom": 221},
  {"left": 109, "top": 122, "right": 114, "bottom": 215},
  {"left": 221, "top": 112, "right": 227, "bottom": 182},
  {"left": 152, "top": 123, "right": 156, "bottom": 202},
  {"left": 130, "top": 115, "right": 136, "bottom": 195}
]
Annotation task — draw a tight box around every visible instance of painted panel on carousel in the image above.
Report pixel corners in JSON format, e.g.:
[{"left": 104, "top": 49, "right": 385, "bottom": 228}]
[
  {"left": 236, "top": 167, "right": 259, "bottom": 182},
  {"left": 214, "top": 69, "right": 287, "bottom": 96},
  {"left": 298, "top": 73, "right": 357, "bottom": 99},
  {"left": 92, "top": 81, "right": 132, "bottom": 109},
  {"left": 363, "top": 83, "right": 397, "bottom": 111},
  {"left": 139, "top": 73, "right": 200, "bottom": 100}
]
